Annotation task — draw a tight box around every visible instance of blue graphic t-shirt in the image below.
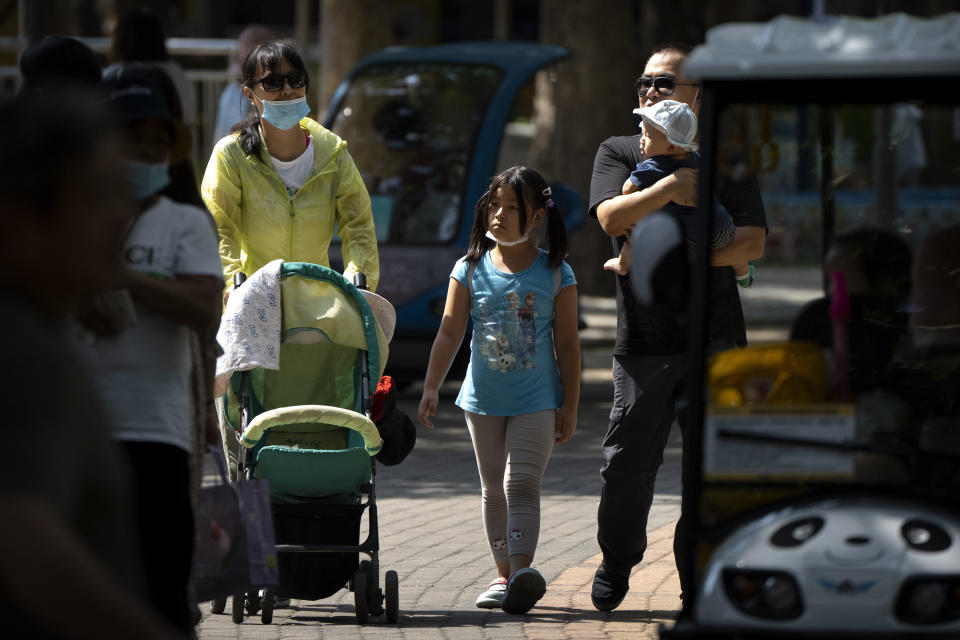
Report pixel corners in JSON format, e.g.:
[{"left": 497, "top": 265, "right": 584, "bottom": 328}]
[{"left": 452, "top": 250, "right": 576, "bottom": 416}]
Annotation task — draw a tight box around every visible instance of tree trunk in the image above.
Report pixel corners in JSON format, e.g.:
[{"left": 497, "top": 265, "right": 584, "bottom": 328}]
[
  {"left": 318, "top": 0, "right": 440, "bottom": 115},
  {"left": 536, "top": 0, "right": 641, "bottom": 296}
]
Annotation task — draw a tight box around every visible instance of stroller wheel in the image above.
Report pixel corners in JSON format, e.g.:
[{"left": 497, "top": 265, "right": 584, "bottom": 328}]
[
  {"left": 261, "top": 587, "right": 275, "bottom": 624},
  {"left": 385, "top": 570, "right": 399, "bottom": 623},
  {"left": 209, "top": 597, "right": 226, "bottom": 615},
  {"left": 231, "top": 593, "right": 244, "bottom": 624},
  {"left": 353, "top": 566, "right": 369, "bottom": 624},
  {"left": 360, "top": 560, "right": 381, "bottom": 616},
  {"left": 246, "top": 591, "right": 261, "bottom": 616}
]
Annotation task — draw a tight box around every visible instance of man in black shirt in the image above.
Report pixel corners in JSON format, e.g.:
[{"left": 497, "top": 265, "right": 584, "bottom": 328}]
[{"left": 588, "top": 43, "right": 767, "bottom": 611}]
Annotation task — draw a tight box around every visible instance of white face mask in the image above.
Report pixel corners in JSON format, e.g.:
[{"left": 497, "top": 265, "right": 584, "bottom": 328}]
[
  {"left": 485, "top": 229, "right": 529, "bottom": 246},
  {"left": 485, "top": 213, "right": 542, "bottom": 247}
]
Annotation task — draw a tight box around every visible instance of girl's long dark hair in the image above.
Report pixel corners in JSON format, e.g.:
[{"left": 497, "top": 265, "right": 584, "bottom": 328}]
[
  {"left": 230, "top": 41, "right": 310, "bottom": 157},
  {"left": 465, "top": 166, "right": 568, "bottom": 269}
]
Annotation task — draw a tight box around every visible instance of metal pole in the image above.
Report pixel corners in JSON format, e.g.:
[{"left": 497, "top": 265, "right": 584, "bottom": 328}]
[
  {"left": 874, "top": 106, "right": 899, "bottom": 229},
  {"left": 295, "top": 0, "right": 310, "bottom": 50},
  {"left": 17, "top": 0, "right": 25, "bottom": 46},
  {"left": 316, "top": 0, "right": 323, "bottom": 116},
  {"left": 820, "top": 105, "right": 836, "bottom": 287},
  {"left": 812, "top": 0, "right": 827, "bottom": 21},
  {"left": 493, "top": 0, "right": 510, "bottom": 41}
]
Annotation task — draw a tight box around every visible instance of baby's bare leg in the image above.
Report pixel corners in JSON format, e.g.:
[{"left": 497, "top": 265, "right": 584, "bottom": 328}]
[{"left": 603, "top": 239, "right": 632, "bottom": 275}]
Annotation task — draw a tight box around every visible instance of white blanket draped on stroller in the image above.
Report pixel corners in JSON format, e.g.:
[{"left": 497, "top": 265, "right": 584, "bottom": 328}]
[{"left": 215, "top": 259, "right": 284, "bottom": 395}]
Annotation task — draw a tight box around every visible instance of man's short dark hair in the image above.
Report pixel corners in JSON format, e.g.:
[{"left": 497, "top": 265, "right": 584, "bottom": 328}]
[{"left": 648, "top": 42, "right": 695, "bottom": 61}]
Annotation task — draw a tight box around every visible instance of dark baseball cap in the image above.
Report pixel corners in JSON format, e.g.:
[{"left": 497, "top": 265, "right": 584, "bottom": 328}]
[{"left": 103, "top": 63, "right": 189, "bottom": 159}]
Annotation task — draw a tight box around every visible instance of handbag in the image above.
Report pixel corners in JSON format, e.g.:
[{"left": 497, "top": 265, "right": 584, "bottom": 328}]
[
  {"left": 371, "top": 375, "right": 416, "bottom": 466},
  {"left": 195, "top": 446, "right": 279, "bottom": 601}
]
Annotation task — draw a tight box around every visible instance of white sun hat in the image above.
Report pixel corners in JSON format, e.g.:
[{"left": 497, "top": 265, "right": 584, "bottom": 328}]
[
  {"left": 358, "top": 289, "right": 397, "bottom": 343},
  {"left": 632, "top": 99, "right": 699, "bottom": 151}
]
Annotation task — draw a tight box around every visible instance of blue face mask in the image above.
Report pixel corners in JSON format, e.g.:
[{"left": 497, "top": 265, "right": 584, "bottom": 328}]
[
  {"left": 258, "top": 96, "right": 310, "bottom": 130},
  {"left": 124, "top": 160, "right": 170, "bottom": 200}
]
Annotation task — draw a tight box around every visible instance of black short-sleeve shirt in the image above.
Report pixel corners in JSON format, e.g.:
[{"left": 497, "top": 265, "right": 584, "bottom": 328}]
[{"left": 589, "top": 134, "right": 767, "bottom": 355}]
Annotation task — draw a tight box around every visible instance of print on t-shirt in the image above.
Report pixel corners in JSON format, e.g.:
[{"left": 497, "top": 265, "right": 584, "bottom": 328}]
[{"left": 476, "top": 290, "right": 538, "bottom": 372}]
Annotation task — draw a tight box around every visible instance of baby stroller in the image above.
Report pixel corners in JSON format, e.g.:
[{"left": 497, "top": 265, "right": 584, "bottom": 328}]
[{"left": 218, "top": 261, "right": 399, "bottom": 625}]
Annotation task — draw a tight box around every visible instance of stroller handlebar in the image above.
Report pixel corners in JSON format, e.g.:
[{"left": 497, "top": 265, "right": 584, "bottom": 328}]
[{"left": 240, "top": 405, "right": 383, "bottom": 455}]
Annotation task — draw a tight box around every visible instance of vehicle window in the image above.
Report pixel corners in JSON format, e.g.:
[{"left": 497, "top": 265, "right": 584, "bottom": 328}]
[
  {"left": 702, "top": 101, "right": 960, "bottom": 525},
  {"left": 494, "top": 69, "right": 558, "bottom": 173},
  {"left": 329, "top": 62, "right": 504, "bottom": 245}
]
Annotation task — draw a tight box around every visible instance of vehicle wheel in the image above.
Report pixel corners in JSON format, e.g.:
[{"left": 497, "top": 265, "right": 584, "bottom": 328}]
[
  {"left": 231, "top": 593, "right": 244, "bottom": 624},
  {"left": 353, "top": 566, "right": 369, "bottom": 624},
  {"left": 246, "top": 591, "right": 260, "bottom": 616},
  {"left": 210, "top": 597, "right": 226, "bottom": 614},
  {"left": 385, "top": 570, "right": 399, "bottom": 623},
  {"left": 261, "top": 587, "right": 275, "bottom": 624}
]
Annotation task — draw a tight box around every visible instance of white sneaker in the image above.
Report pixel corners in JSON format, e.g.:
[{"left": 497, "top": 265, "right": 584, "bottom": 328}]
[
  {"left": 258, "top": 589, "right": 291, "bottom": 608},
  {"left": 475, "top": 578, "right": 508, "bottom": 609}
]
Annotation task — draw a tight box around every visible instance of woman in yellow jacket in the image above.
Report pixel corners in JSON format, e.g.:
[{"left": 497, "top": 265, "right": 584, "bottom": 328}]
[{"left": 201, "top": 41, "right": 378, "bottom": 296}]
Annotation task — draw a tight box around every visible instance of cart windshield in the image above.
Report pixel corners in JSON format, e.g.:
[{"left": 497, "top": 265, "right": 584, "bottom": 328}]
[
  {"left": 701, "top": 99, "right": 960, "bottom": 528},
  {"left": 328, "top": 62, "right": 503, "bottom": 245}
]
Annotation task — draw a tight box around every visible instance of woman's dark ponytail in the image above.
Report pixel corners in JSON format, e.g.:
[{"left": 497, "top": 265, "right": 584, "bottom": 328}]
[{"left": 231, "top": 110, "right": 262, "bottom": 156}]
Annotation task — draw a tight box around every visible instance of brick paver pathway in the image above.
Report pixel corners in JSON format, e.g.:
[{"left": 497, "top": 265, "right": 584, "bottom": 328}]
[{"left": 197, "top": 348, "right": 683, "bottom": 638}]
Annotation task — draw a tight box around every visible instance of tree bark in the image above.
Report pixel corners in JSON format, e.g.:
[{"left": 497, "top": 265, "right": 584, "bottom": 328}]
[
  {"left": 536, "top": 0, "right": 641, "bottom": 296},
  {"left": 318, "top": 0, "right": 440, "bottom": 115}
]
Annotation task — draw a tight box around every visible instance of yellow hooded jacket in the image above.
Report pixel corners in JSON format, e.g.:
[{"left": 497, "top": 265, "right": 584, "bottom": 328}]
[{"left": 201, "top": 117, "right": 379, "bottom": 292}]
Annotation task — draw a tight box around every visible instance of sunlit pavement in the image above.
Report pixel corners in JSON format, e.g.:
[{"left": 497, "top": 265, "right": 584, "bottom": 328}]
[
  {"left": 196, "top": 295, "right": 685, "bottom": 638},
  {"left": 196, "top": 271, "right": 817, "bottom": 637}
]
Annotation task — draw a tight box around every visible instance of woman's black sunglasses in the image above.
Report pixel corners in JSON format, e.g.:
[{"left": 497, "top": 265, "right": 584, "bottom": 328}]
[
  {"left": 635, "top": 75, "right": 698, "bottom": 98},
  {"left": 255, "top": 71, "right": 306, "bottom": 92}
]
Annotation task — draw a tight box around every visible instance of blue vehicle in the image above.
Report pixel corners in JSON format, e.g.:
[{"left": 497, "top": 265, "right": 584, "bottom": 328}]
[{"left": 323, "top": 42, "right": 583, "bottom": 383}]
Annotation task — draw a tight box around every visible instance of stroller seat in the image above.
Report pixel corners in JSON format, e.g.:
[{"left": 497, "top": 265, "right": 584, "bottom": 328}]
[{"left": 242, "top": 404, "right": 382, "bottom": 501}]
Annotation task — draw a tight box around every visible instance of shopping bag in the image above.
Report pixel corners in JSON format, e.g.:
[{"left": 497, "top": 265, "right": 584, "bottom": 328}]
[
  {"left": 195, "top": 450, "right": 247, "bottom": 601},
  {"left": 195, "top": 447, "right": 278, "bottom": 601},
  {"left": 236, "top": 471, "right": 279, "bottom": 588}
]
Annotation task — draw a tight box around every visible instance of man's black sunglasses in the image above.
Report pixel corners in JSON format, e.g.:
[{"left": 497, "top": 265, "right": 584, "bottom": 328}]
[
  {"left": 255, "top": 71, "right": 306, "bottom": 92},
  {"left": 635, "top": 75, "right": 698, "bottom": 98}
]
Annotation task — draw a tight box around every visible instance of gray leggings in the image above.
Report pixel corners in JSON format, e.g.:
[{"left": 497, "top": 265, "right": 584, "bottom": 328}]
[{"left": 465, "top": 410, "right": 556, "bottom": 563}]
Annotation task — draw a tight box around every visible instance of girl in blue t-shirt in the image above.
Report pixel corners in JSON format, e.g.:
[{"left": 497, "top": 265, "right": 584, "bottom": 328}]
[{"left": 418, "top": 166, "right": 581, "bottom": 615}]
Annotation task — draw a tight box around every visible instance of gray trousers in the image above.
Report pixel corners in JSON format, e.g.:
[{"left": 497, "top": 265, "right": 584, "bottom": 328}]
[{"left": 465, "top": 409, "right": 556, "bottom": 563}]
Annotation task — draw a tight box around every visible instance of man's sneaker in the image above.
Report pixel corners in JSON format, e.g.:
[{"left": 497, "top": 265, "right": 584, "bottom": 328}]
[
  {"left": 591, "top": 563, "right": 630, "bottom": 612},
  {"left": 501, "top": 567, "right": 546, "bottom": 615},
  {"left": 475, "top": 577, "right": 508, "bottom": 609}
]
